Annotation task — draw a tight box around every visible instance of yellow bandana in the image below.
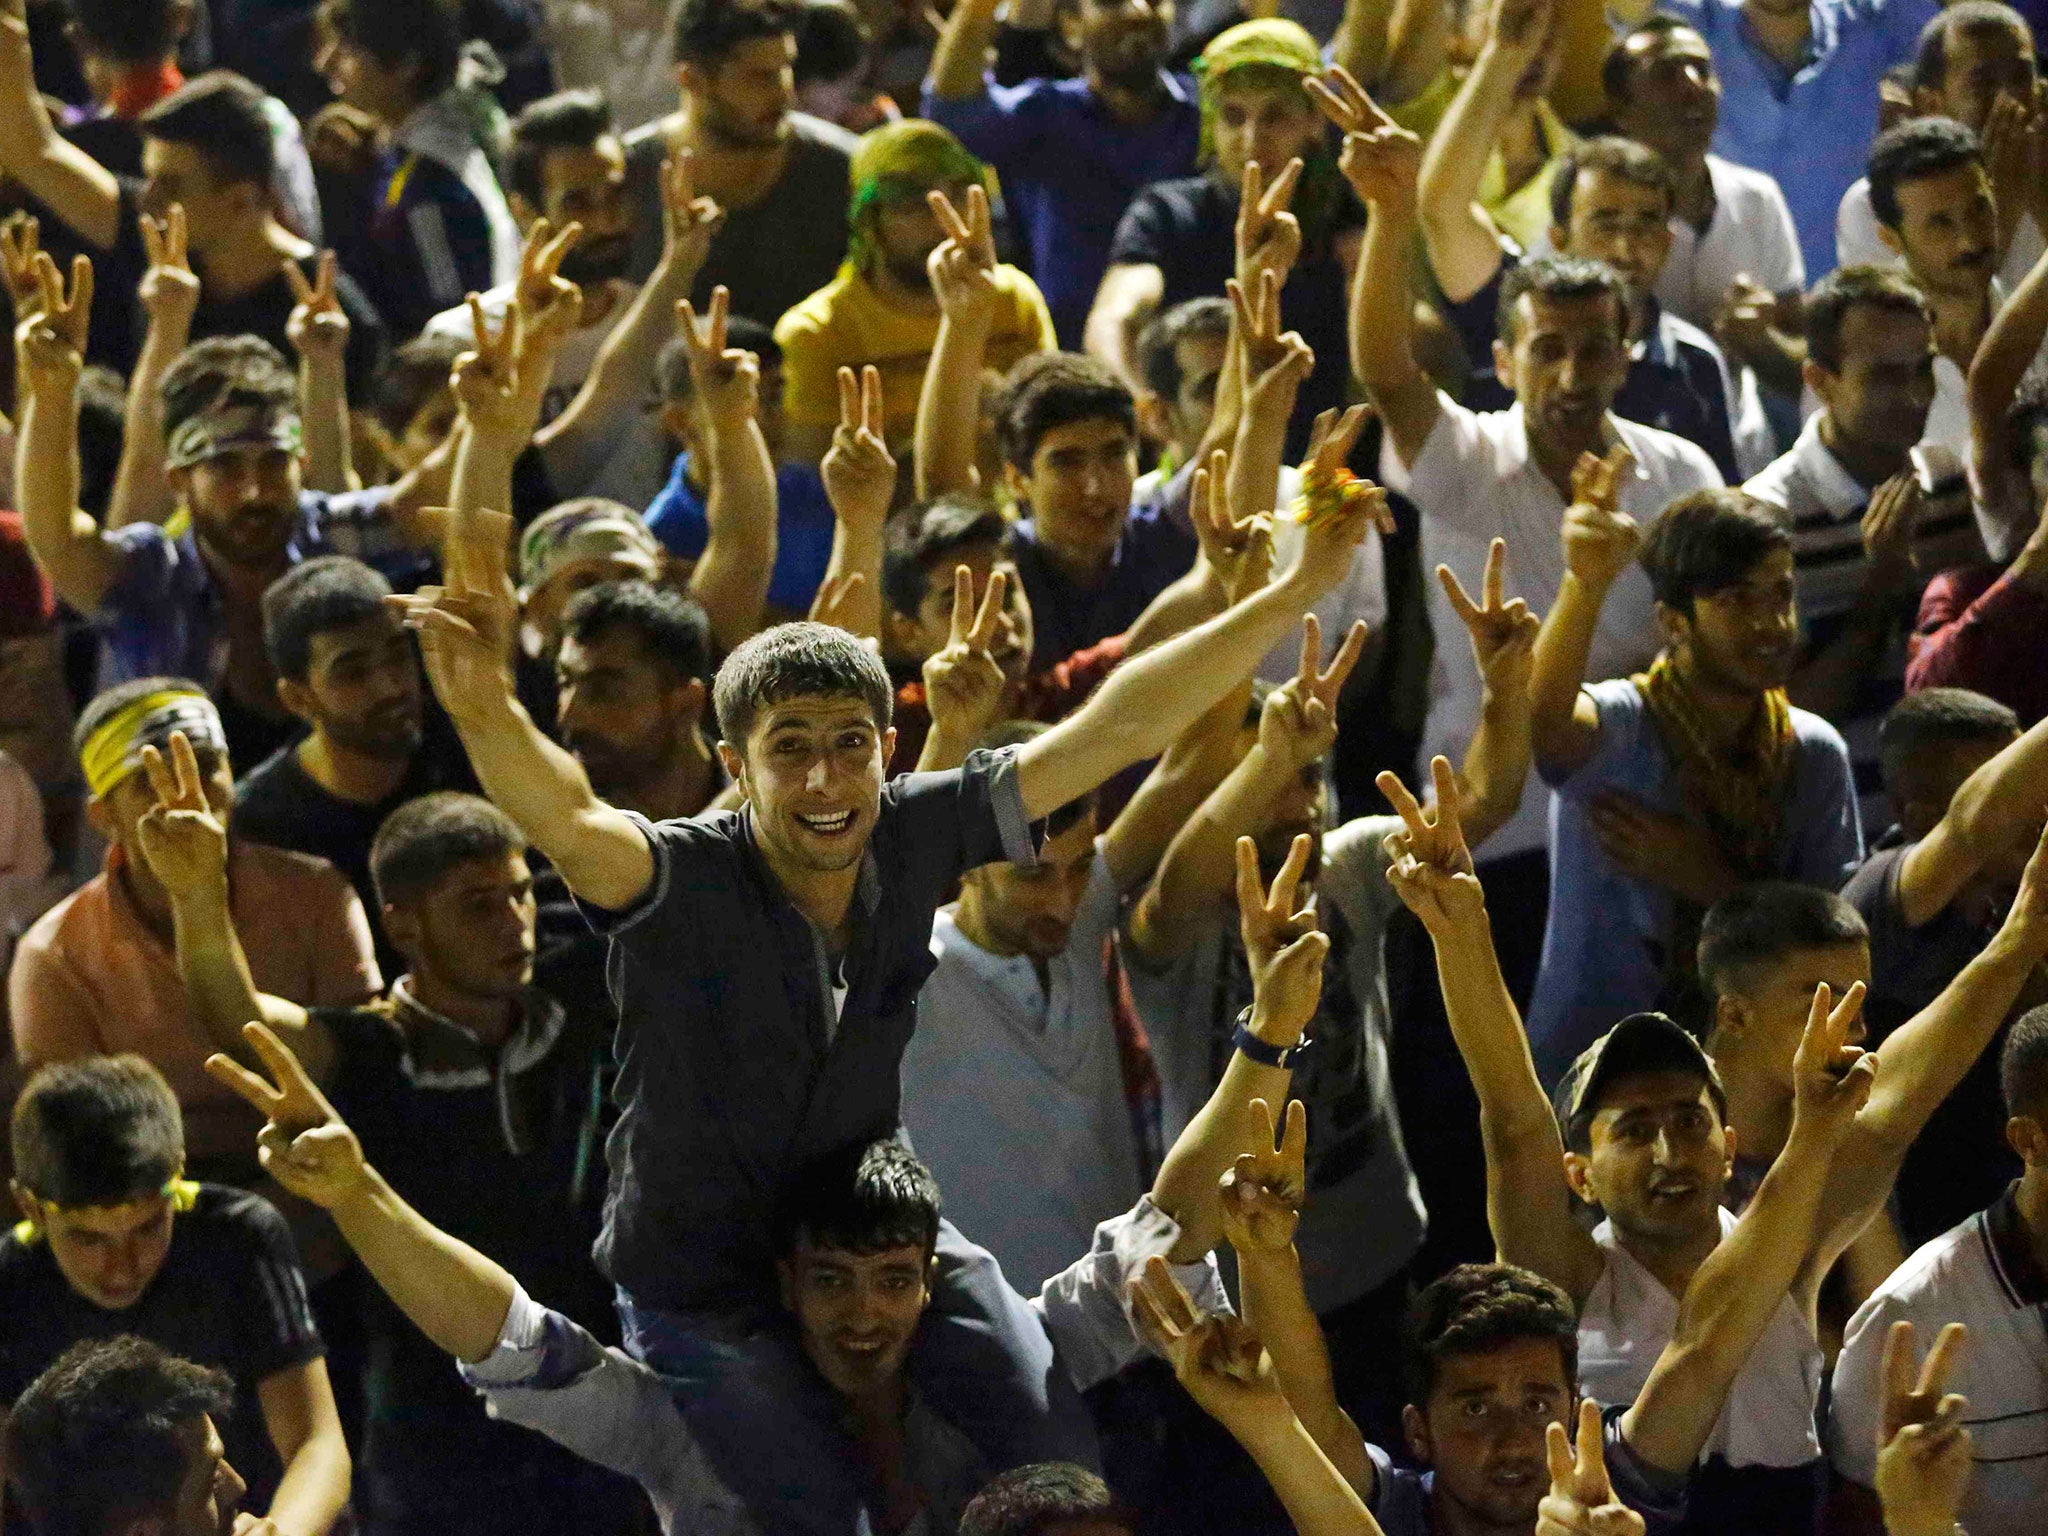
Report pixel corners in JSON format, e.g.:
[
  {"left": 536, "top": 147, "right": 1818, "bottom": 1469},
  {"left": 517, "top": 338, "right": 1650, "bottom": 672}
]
[{"left": 80, "top": 688, "right": 225, "bottom": 800}]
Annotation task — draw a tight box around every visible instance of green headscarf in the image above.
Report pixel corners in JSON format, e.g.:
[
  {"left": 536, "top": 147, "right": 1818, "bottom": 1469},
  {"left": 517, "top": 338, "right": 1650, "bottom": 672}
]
[{"left": 845, "top": 120, "right": 989, "bottom": 276}]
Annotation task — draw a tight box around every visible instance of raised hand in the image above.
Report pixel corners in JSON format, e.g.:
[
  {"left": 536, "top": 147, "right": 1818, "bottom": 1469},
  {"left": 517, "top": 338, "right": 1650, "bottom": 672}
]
[
  {"left": 820, "top": 363, "right": 894, "bottom": 529},
  {"left": 448, "top": 294, "right": 526, "bottom": 438},
  {"left": 677, "top": 285, "right": 761, "bottom": 437},
  {"left": 205, "top": 1022, "right": 369, "bottom": 1209},
  {"left": 1259, "top": 612, "right": 1367, "bottom": 773},
  {"left": 926, "top": 185, "right": 1000, "bottom": 329},
  {"left": 1235, "top": 157, "right": 1303, "bottom": 292},
  {"left": 135, "top": 729, "right": 228, "bottom": 898},
  {"left": 1859, "top": 470, "right": 1921, "bottom": 581},
  {"left": 1191, "top": 448, "right": 1274, "bottom": 605},
  {"left": 1229, "top": 266, "right": 1312, "bottom": 395},
  {"left": 1235, "top": 832, "right": 1329, "bottom": 1043},
  {"left": 1789, "top": 980, "right": 1877, "bottom": 1140},
  {"left": 513, "top": 216, "right": 585, "bottom": 352},
  {"left": 1999, "top": 817, "right": 2048, "bottom": 958},
  {"left": 1307, "top": 67, "right": 1422, "bottom": 210},
  {"left": 15, "top": 251, "right": 91, "bottom": 397},
  {"left": 807, "top": 571, "right": 869, "bottom": 635},
  {"left": 1538, "top": 1400, "right": 1644, "bottom": 1536},
  {"left": 138, "top": 205, "right": 201, "bottom": 331},
  {"left": 1298, "top": 405, "right": 1397, "bottom": 535},
  {"left": 0, "top": 212, "right": 42, "bottom": 320},
  {"left": 1217, "top": 1097, "right": 1308, "bottom": 1256},
  {"left": 390, "top": 504, "right": 518, "bottom": 720},
  {"left": 1440, "top": 537, "right": 1539, "bottom": 699},
  {"left": 1129, "top": 1256, "right": 1289, "bottom": 1429},
  {"left": 656, "top": 151, "right": 723, "bottom": 283},
  {"left": 1562, "top": 445, "right": 1639, "bottom": 590},
  {"left": 1379, "top": 755, "right": 1484, "bottom": 934},
  {"left": 1874, "top": 1320, "right": 1973, "bottom": 1536},
  {"left": 283, "top": 249, "right": 349, "bottom": 362},
  {"left": 1712, "top": 273, "right": 1777, "bottom": 370},
  {"left": 921, "top": 563, "right": 1010, "bottom": 746}
]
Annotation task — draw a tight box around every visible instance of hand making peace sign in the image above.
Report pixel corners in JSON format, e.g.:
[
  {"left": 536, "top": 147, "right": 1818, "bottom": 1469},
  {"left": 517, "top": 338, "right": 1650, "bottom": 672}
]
[{"left": 206, "top": 1022, "right": 370, "bottom": 1210}]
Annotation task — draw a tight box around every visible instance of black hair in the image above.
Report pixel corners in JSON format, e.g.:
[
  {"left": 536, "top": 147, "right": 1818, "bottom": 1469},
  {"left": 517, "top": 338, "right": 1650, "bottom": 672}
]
[
  {"left": 562, "top": 578, "right": 713, "bottom": 686},
  {"left": 138, "top": 70, "right": 277, "bottom": 192},
  {"left": 1548, "top": 135, "right": 1678, "bottom": 232},
  {"left": 1638, "top": 488, "right": 1792, "bottom": 617},
  {"left": 76, "top": 363, "right": 126, "bottom": 517},
  {"left": 998, "top": 351, "right": 1137, "bottom": 473},
  {"left": 2002, "top": 1003, "right": 2048, "bottom": 1118},
  {"left": 72, "top": 676, "right": 219, "bottom": 769},
  {"left": 507, "top": 89, "right": 615, "bottom": 209},
  {"left": 5, "top": 1337, "right": 235, "bottom": 1536},
  {"left": 10, "top": 1056, "right": 184, "bottom": 1209},
  {"left": 960, "top": 1464, "right": 1133, "bottom": 1536},
  {"left": 775, "top": 1137, "right": 941, "bottom": 1259},
  {"left": 657, "top": 316, "right": 778, "bottom": 405},
  {"left": 1403, "top": 1263, "right": 1579, "bottom": 1407},
  {"left": 1494, "top": 254, "right": 1629, "bottom": 346},
  {"left": 1803, "top": 263, "right": 1931, "bottom": 373},
  {"left": 880, "top": 496, "right": 1008, "bottom": 620},
  {"left": 976, "top": 720, "right": 1094, "bottom": 838},
  {"left": 371, "top": 332, "right": 465, "bottom": 436},
  {"left": 713, "top": 620, "right": 895, "bottom": 745},
  {"left": 1136, "top": 294, "right": 1232, "bottom": 401},
  {"left": 369, "top": 791, "right": 525, "bottom": 909},
  {"left": 673, "top": 0, "right": 800, "bottom": 69},
  {"left": 320, "top": 0, "right": 462, "bottom": 100},
  {"left": 1912, "top": 1, "right": 2029, "bottom": 93},
  {"left": 1867, "top": 116, "right": 1983, "bottom": 230},
  {"left": 1877, "top": 687, "right": 2019, "bottom": 798},
  {"left": 67, "top": 0, "right": 184, "bottom": 64},
  {"left": 1600, "top": 13, "right": 1700, "bottom": 107},
  {"left": 158, "top": 334, "right": 296, "bottom": 447},
  {"left": 261, "top": 556, "right": 394, "bottom": 681},
  {"left": 794, "top": 0, "right": 870, "bottom": 85},
  {"left": 1697, "top": 883, "right": 1869, "bottom": 999}
]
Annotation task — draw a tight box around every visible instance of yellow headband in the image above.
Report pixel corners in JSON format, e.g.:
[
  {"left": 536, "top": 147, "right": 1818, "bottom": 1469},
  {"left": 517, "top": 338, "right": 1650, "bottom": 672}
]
[
  {"left": 12, "top": 1177, "right": 199, "bottom": 1245},
  {"left": 80, "top": 690, "right": 225, "bottom": 800}
]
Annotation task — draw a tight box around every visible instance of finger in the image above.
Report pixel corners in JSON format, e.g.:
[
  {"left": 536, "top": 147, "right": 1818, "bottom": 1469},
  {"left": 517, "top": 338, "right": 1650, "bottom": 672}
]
[
  {"left": 1483, "top": 536, "right": 1505, "bottom": 611},
  {"left": 1261, "top": 156, "right": 1303, "bottom": 217},
  {"left": 204, "top": 1051, "right": 283, "bottom": 1114},
  {"left": 1827, "top": 979, "right": 1867, "bottom": 1041},
  {"left": 1297, "top": 611, "right": 1322, "bottom": 687},
  {"left": 1916, "top": 1321, "right": 1969, "bottom": 1401},
  {"left": 1129, "top": 1271, "right": 1179, "bottom": 1350},
  {"left": 949, "top": 563, "right": 972, "bottom": 647},
  {"left": 467, "top": 293, "right": 494, "bottom": 359},
  {"left": 1375, "top": 769, "right": 1431, "bottom": 843},
  {"left": 242, "top": 1021, "right": 333, "bottom": 1115},
  {"left": 1429, "top": 754, "right": 1463, "bottom": 838},
  {"left": 1269, "top": 831, "right": 1314, "bottom": 918},
  {"left": 969, "top": 568, "right": 1006, "bottom": 649},
  {"left": 1233, "top": 835, "right": 1264, "bottom": 923},
  {"left": 927, "top": 188, "right": 972, "bottom": 244},
  {"left": 1145, "top": 1254, "right": 1202, "bottom": 1334},
  {"left": 1319, "top": 619, "right": 1369, "bottom": 699},
  {"left": 706, "top": 284, "right": 729, "bottom": 352},
  {"left": 1251, "top": 1096, "right": 1279, "bottom": 1154},
  {"left": 860, "top": 364, "right": 883, "bottom": 437},
  {"left": 31, "top": 250, "right": 59, "bottom": 313},
  {"left": 1436, "top": 562, "right": 1483, "bottom": 626},
  {"left": 139, "top": 741, "right": 177, "bottom": 805},
  {"left": 1191, "top": 465, "right": 1216, "bottom": 541},
  {"left": 1239, "top": 158, "right": 1263, "bottom": 225},
  {"left": 1879, "top": 1319, "right": 1918, "bottom": 1435},
  {"left": 1545, "top": 1420, "right": 1576, "bottom": 1490},
  {"left": 283, "top": 257, "right": 314, "bottom": 304},
  {"left": 538, "top": 218, "right": 584, "bottom": 279},
  {"left": 167, "top": 203, "right": 186, "bottom": 264},
  {"left": 170, "top": 727, "right": 202, "bottom": 804},
  {"left": 1576, "top": 1398, "right": 1613, "bottom": 1502},
  {"left": 836, "top": 365, "right": 859, "bottom": 429},
  {"left": 1279, "top": 1098, "right": 1307, "bottom": 1176},
  {"left": 141, "top": 215, "right": 163, "bottom": 266},
  {"left": 316, "top": 247, "right": 336, "bottom": 303}
]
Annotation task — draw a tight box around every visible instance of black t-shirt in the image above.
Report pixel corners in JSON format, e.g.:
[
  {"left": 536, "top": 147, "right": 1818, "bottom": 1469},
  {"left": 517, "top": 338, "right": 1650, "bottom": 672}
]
[
  {"left": 1107, "top": 171, "right": 1364, "bottom": 458},
  {"left": 1841, "top": 840, "right": 2024, "bottom": 1245},
  {"left": 0, "top": 1185, "right": 323, "bottom": 1512}
]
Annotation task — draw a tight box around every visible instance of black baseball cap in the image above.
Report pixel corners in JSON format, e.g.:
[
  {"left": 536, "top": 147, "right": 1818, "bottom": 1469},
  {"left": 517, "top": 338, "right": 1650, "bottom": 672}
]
[{"left": 1552, "top": 1012, "right": 1727, "bottom": 1152}]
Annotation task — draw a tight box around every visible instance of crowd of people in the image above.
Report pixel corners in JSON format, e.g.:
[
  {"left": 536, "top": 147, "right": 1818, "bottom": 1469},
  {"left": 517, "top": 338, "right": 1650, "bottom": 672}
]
[{"left": 0, "top": 0, "right": 2043, "bottom": 1530}]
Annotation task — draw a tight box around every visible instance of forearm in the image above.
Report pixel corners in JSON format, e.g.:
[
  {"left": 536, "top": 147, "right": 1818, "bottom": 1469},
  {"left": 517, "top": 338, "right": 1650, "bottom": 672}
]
[
  {"left": 1122, "top": 561, "right": 1225, "bottom": 655},
  {"left": 688, "top": 420, "right": 777, "bottom": 649},
  {"left": 1529, "top": 574, "right": 1605, "bottom": 778},
  {"left": 1459, "top": 681, "right": 1531, "bottom": 852},
  {"left": 168, "top": 883, "right": 302, "bottom": 1067},
  {"left": 915, "top": 312, "right": 990, "bottom": 500},
  {"left": 297, "top": 356, "right": 355, "bottom": 494},
  {"left": 0, "top": 26, "right": 120, "bottom": 252},
  {"left": 1153, "top": 1047, "right": 1293, "bottom": 1262},
  {"left": 104, "top": 320, "right": 182, "bottom": 528},
  {"left": 820, "top": 517, "right": 885, "bottom": 642},
  {"left": 1329, "top": 0, "right": 1398, "bottom": 88},
  {"left": 1228, "top": 381, "right": 1292, "bottom": 526},
  {"left": 16, "top": 379, "right": 114, "bottom": 612},
  {"left": 1083, "top": 271, "right": 1158, "bottom": 394},
  {"left": 1100, "top": 681, "right": 1250, "bottom": 890},
  {"left": 1379, "top": 0, "right": 1451, "bottom": 105},
  {"left": 1233, "top": 1414, "right": 1388, "bottom": 1536},
  {"left": 1351, "top": 194, "right": 1425, "bottom": 408},
  {"left": 1134, "top": 746, "right": 1282, "bottom": 958},
  {"left": 267, "top": 1414, "right": 349, "bottom": 1536},
  {"left": 1416, "top": 47, "right": 1518, "bottom": 302},
  {"left": 1237, "top": 1249, "right": 1374, "bottom": 1497},
  {"left": 537, "top": 264, "right": 690, "bottom": 488},
  {"left": 1970, "top": 244, "right": 2048, "bottom": 434},
  {"left": 927, "top": 0, "right": 1001, "bottom": 99},
  {"left": 330, "top": 1166, "right": 517, "bottom": 1365}
]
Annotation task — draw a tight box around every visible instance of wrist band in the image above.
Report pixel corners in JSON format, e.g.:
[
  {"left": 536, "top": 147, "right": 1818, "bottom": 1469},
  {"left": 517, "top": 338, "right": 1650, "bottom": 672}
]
[{"left": 1232, "top": 1005, "right": 1310, "bottom": 1069}]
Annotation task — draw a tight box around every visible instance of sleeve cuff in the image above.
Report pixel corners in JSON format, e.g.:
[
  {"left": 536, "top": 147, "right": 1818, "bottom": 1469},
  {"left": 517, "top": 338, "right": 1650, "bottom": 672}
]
[
  {"left": 572, "top": 808, "right": 670, "bottom": 936},
  {"left": 460, "top": 1284, "right": 611, "bottom": 1390},
  {"left": 984, "top": 746, "right": 1040, "bottom": 868}
]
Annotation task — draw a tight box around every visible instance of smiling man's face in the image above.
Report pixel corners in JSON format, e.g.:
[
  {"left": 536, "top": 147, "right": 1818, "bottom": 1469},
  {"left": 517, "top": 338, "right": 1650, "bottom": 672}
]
[
  {"left": 778, "top": 1240, "right": 932, "bottom": 1400},
  {"left": 725, "top": 693, "right": 895, "bottom": 876}
]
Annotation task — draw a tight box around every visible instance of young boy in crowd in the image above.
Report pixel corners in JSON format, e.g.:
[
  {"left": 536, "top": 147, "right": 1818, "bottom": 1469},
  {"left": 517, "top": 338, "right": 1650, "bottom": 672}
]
[{"left": 0, "top": 1055, "right": 347, "bottom": 1531}]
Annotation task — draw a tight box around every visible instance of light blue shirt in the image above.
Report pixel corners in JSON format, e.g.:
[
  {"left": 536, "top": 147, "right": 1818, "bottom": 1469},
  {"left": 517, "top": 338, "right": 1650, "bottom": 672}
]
[
  {"left": 1662, "top": 0, "right": 1937, "bottom": 279},
  {"left": 1526, "top": 677, "right": 1864, "bottom": 1083}
]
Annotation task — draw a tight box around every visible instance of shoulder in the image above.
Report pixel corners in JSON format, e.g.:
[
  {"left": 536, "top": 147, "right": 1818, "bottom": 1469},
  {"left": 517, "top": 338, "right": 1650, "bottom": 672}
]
[
  {"left": 1741, "top": 446, "right": 1806, "bottom": 511},
  {"left": 1788, "top": 705, "right": 1853, "bottom": 760},
  {"left": 990, "top": 264, "right": 1052, "bottom": 316},
  {"left": 789, "top": 110, "right": 859, "bottom": 161},
  {"left": 1615, "top": 416, "right": 1724, "bottom": 492},
  {"left": 1320, "top": 814, "right": 1403, "bottom": 892},
  {"left": 231, "top": 742, "right": 300, "bottom": 805},
  {"left": 187, "top": 1183, "right": 297, "bottom": 1253},
  {"left": 1662, "top": 310, "right": 1726, "bottom": 365},
  {"left": 622, "top": 117, "right": 678, "bottom": 169},
  {"left": 774, "top": 278, "right": 849, "bottom": 344},
  {"left": 1840, "top": 841, "right": 1907, "bottom": 908},
  {"left": 16, "top": 880, "right": 98, "bottom": 955},
  {"left": 1585, "top": 675, "right": 1649, "bottom": 719}
]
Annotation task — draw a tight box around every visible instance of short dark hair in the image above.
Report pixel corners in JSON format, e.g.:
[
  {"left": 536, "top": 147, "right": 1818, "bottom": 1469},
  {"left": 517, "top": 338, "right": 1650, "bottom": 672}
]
[
  {"left": 5, "top": 1338, "right": 235, "bottom": 1536},
  {"left": 674, "top": 0, "right": 800, "bottom": 69},
  {"left": 2002, "top": 1003, "right": 2048, "bottom": 1118},
  {"left": 77, "top": 364, "right": 127, "bottom": 517},
  {"left": 1403, "top": 1263, "right": 1579, "bottom": 1407},
  {"left": 1495, "top": 254, "right": 1629, "bottom": 346},
  {"left": 776, "top": 1137, "right": 941, "bottom": 1259},
  {"left": 1697, "top": 883, "right": 1869, "bottom": 999},
  {"left": 712, "top": 620, "right": 895, "bottom": 744},
  {"left": 1878, "top": 687, "right": 2019, "bottom": 797},
  {"left": 369, "top": 792, "right": 525, "bottom": 909},
  {"left": 138, "top": 70, "right": 277, "bottom": 192},
  {"left": 998, "top": 351, "right": 1136, "bottom": 473},
  {"left": 960, "top": 1464, "right": 1133, "bottom": 1536},
  {"left": 11, "top": 1056, "right": 184, "bottom": 1209},
  {"left": 1912, "top": 1, "right": 2029, "bottom": 93},
  {"left": 1638, "top": 488, "right": 1792, "bottom": 617},
  {"left": 1867, "top": 116, "right": 1983, "bottom": 230},
  {"left": 562, "top": 579, "right": 712, "bottom": 685},
  {"left": 68, "top": 0, "right": 184, "bottom": 64},
  {"left": 880, "top": 497, "right": 1007, "bottom": 620},
  {"left": 261, "top": 556, "right": 394, "bottom": 681},
  {"left": 657, "top": 317, "right": 778, "bottom": 405},
  {"left": 320, "top": 0, "right": 462, "bottom": 99},
  {"left": 1549, "top": 135, "right": 1678, "bottom": 232},
  {"left": 72, "top": 676, "right": 215, "bottom": 761},
  {"left": 1136, "top": 295, "right": 1232, "bottom": 401},
  {"left": 794, "top": 0, "right": 870, "bottom": 85},
  {"left": 507, "top": 89, "right": 614, "bottom": 209},
  {"left": 1803, "top": 264, "right": 1931, "bottom": 373},
  {"left": 371, "top": 333, "right": 465, "bottom": 435},
  {"left": 159, "top": 334, "right": 296, "bottom": 447},
  {"left": 1600, "top": 14, "right": 1700, "bottom": 106}
]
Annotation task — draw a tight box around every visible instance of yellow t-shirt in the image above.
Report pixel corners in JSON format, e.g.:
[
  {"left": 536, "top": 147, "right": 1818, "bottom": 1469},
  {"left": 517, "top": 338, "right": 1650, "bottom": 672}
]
[
  {"left": 774, "top": 264, "right": 1058, "bottom": 447},
  {"left": 1476, "top": 100, "right": 1579, "bottom": 257}
]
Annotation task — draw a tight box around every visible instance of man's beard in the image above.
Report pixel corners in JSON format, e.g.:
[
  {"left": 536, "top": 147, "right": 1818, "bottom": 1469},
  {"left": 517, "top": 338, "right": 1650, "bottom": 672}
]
[
  {"left": 881, "top": 250, "right": 935, "bottom": 292},
  {"left": 328, "top": 710, "right": 423, "bottom": 761},
  {"left": 559, "top": 237, "right": 632, "bottom": 286},
  {"left": 702, "top": 99, "right": 788, "bottom": 151}
]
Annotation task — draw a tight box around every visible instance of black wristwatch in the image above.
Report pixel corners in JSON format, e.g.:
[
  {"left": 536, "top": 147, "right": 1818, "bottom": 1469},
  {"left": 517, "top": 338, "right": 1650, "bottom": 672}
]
[{"left": 1232, "top": 1006, "right": 1311, "bottom": 1069}]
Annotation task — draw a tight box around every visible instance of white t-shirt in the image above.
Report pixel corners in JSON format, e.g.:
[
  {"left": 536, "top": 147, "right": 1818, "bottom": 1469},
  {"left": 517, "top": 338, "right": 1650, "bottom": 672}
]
[
  {"left": 1655, "top": 154, "right": 1807, "bottom": 330},
  {"left": 1379, "top": 398, "right": 1723, "bottom": 861},
  {"left": 1828, "top": 1188, "right": 2048, "bottom": 1536}
]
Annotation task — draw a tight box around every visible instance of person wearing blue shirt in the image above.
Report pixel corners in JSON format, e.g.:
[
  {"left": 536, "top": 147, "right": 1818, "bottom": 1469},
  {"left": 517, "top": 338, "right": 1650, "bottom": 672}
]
[
  {"left": 924, "top": 0, "right": 1201, "bottom": 348},
  {"left": 1660, "top": 0, "right": 1938, "bottom": 281}
]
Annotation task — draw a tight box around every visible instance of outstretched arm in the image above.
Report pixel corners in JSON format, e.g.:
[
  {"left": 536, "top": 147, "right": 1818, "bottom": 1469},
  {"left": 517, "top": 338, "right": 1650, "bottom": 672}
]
[
  {"left": 926, "top": 0, "right": 1002, "bottom": 99},
  {"left": 1892, "top": 704, "right": 2048, "bottom": 926},
  {"left": 675, "top": 286, "right": 777, "bottom": 650},
  {"left": 0, "top": 0, "right": 121, "bottom": 251},
  {"left": 819, "top": 364, "right": 895, "bottom": 645},
  {"left": 1620, "top": 983, "right": 1877, "bottom": 1475},
  {"left": 1381, "top": 759, "right": 1605, "bottom": 1301},
  {"left": 914, "top": 190, "right": 999, "bottom": 501},
  {"left": 1434, "top": 538, "right": 1540, "bottom": 850},
  {"left": 106, "top": 209, "right": 198, "bottom": 527},
  {"left": 285, "top": 251, "right": 358, "bottom": 494},
  {"left": 1528, "top": 448, "right": 1636, "bottom": 782},
  {"left": 1969, "top": 236, "right": 2048, "bottom": 512}
]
